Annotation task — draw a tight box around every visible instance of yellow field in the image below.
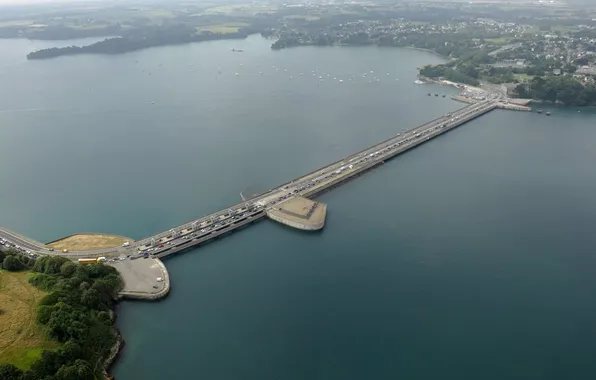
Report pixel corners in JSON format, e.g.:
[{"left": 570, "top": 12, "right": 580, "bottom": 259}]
[
  {"left": 284, "top": 15, "right": 321, "bottom": 21},
  {"left": 48, "top": 233, "right": 131, "bottom": 251},
  {"left": 199, "top": 23, "right": 249, "bottom": 34},
  {"left": 0, "top": 271, "right": 56, "bottom": 370},
  {"left": 484, "top": 37, "right": 514, "bottom": 45},
  {"left": 68, "top": 24, "right": 111, "bottom": 30},
  {"left": 141, "top": 9, "right": 176, "bottom": 19},
  {"left": 199, "top": 4, "right": 277, "bottom": 16},
  {"left": 0, "top": 20, "right": 33, "bottom": 27}
]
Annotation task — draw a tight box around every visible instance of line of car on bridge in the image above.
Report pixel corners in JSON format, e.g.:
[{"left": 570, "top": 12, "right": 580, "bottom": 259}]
[
  {"left": 2, "top": 103, "right": 494, "bottom": 262},
  {"left": 270, "top": 107, "right": 480, "bottom": 202},
  {"left": 135, "top": 205, "right": 268, "bottom": 256},
  {"left": 271, "top": 105, "right": 491, "bottom": 204},
  {"left": 0, "top": 238, "right": 40, "bottom": 259},
  {"left": 125, "top": 103, "right": 489, "bottom": 259}
]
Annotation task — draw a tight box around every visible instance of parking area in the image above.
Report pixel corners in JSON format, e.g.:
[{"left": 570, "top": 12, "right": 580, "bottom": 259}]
[{"left": 108, "top": 257, "right": 168, "bottom": 297}]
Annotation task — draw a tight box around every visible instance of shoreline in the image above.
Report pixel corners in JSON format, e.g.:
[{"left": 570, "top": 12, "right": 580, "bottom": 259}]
[
  {"left": 401, "top": 45, "right": 451, "bottom": 60},
  {"left": 103, "top": 311, "right": 124, "bottom": 380},
  {"left": 104, "top": 257, "right": 170, "bottom": 379}
]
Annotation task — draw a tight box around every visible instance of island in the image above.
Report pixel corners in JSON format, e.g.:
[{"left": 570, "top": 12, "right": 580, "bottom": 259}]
[{"left": 27, "top": 28, "right": 252, "bottom": 60}]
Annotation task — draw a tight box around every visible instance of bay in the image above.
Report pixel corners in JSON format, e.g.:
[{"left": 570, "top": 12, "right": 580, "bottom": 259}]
[{"left": 1, "top": 35, "right": 596, "bottom": 380}]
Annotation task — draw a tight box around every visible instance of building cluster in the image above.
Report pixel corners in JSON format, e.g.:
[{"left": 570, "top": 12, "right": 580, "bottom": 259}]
[
  {"left": 272, "top": 17, "right": 533, "bottom": 48},
  {"left": 492, "top": 27, "right": 596, "bottom": 82},
  {"left": 271, "top": 7, "right": 596, "bottom": 86}
]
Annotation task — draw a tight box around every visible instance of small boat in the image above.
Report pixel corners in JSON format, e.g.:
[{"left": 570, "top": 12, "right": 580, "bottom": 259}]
[
  {"left": 546, "top": 111, "right": 551, "bottom": 116},
  {"left": 428, "top": 93, "right": 431, "bottom": 96},
  {"left": 435, "top": 93, "right": 439, "bottom": 96},
  {"left": 231, "top": 49, "right": 244, "bottom": 53},
  {"left": 536, "top": 109, "right": 543, "bottom": 114},
  {"left": 441, "top": 94, "right": 446, "bottom": 98}
]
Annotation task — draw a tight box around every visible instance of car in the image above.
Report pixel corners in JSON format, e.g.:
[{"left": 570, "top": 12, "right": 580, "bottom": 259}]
[
  {"left": 48, "top": 248, "right": 54, "bottom": 251},
  {"left": 158, "top": 244, "right": 164, "bottom": 248}
]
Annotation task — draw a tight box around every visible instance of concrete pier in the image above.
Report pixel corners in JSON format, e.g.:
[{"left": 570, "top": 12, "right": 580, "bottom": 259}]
[
  {"left": 266, "top": 196, "right": 327, "bottom": 230},
  {"left": 452, "top": 95, "right": 531, "bottom": 111},
  {"left": 108, "top": 257, "right": 170, "bottom": 300},
  {"left": 497, "top": 103, "right": 532, "bottom": 111}
]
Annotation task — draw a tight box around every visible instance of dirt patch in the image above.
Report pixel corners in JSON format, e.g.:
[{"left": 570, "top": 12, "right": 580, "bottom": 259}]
[
  {"left": 48, "top": 234, "right": 132, "bottom": 251},
  {"left": 0, "top": 271, "right": 56, "bottom": 369}
]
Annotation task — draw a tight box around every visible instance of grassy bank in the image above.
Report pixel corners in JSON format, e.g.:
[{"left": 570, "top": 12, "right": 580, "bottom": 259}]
[
  {"left": 47, "top": 233, "right": 131, "bottom": 251},
  {"left": 0, "top": 253, "right": 123, "bottom": 379},
  {"left": 0, "top": 271, "right": 57, "bottom": 370}
]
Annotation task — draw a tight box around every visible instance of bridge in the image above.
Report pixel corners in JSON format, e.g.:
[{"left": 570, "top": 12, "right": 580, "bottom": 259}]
[{"left": 0, "top": 100, "right": 499, "bottom": 260}]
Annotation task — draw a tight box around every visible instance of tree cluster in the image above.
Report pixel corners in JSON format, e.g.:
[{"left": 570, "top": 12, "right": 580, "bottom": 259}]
[
  {"left": 1, "top": 250, "right": 35, "bottom": 271},
  {"left": 0, "top": 255, "right": 123, "bottom": 380},
  {"left": 515, "top": 76, "right": 596, "bottom": 106},
  {"left": 419, "top": 64, "right": 481, "bottom": 86},
  {"left": 27, "top": 24, "right": 251, "bottom": 60}
]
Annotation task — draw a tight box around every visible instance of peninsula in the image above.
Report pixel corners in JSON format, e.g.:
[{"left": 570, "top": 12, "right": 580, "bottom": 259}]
[{"left": 27, "top": 29, "right": 251, "bottom": 60}]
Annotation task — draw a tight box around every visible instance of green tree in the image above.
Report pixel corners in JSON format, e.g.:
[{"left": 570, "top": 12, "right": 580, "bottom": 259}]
[
  {"left": 3, "top": 255, "right": 24, "bottom": 271},
  {"left": 80, "top": 288, "right": 102, "bottom": 309},
  {"left": 60, "top": 261, "right": 76, "bottom": 278},
  {"left": 54, "top": 359, "right": 92, "bottom": 380},
  {"left": 0, "top": 363, "right": 24, "bottom": 380},
  {"left": 24, "top": 257, "right": 124, "bottom": 379}
]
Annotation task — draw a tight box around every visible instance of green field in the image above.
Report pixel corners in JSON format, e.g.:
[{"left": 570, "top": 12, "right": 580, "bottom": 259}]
[
  {"left": 514, "top": 74, "right": 533, "bottom": 82},
  {"left": 284, "top": 15, "right": 322, "bottom": 21},
  {"left": 0, "top": 271, "right": 56, "bottom": 370},
  {"left": 485, "top": 37, "right": 514, "bottom": 45}
]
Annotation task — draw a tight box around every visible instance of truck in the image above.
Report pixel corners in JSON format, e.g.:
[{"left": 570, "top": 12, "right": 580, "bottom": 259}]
[
  {"left": 78, "top": 258, "right": 98, "bottom": 265},
  {"left": 97, "top": 257, "right": 106, "bottom": 262}
]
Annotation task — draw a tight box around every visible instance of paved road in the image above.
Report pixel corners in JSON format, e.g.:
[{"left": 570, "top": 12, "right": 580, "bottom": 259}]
[{"left": 0, "top": 100, "right": 497, "bottom": 259}]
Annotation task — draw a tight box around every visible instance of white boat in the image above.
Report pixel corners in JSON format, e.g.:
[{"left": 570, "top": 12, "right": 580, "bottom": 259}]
[{"left": 414, "top": 79, "right": 425, "bottom": 84}]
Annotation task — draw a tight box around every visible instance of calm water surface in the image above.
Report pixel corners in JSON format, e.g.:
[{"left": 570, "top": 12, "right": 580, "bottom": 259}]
[{"left": 1, "top": 35, "right": 596, "bottom": 380}]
